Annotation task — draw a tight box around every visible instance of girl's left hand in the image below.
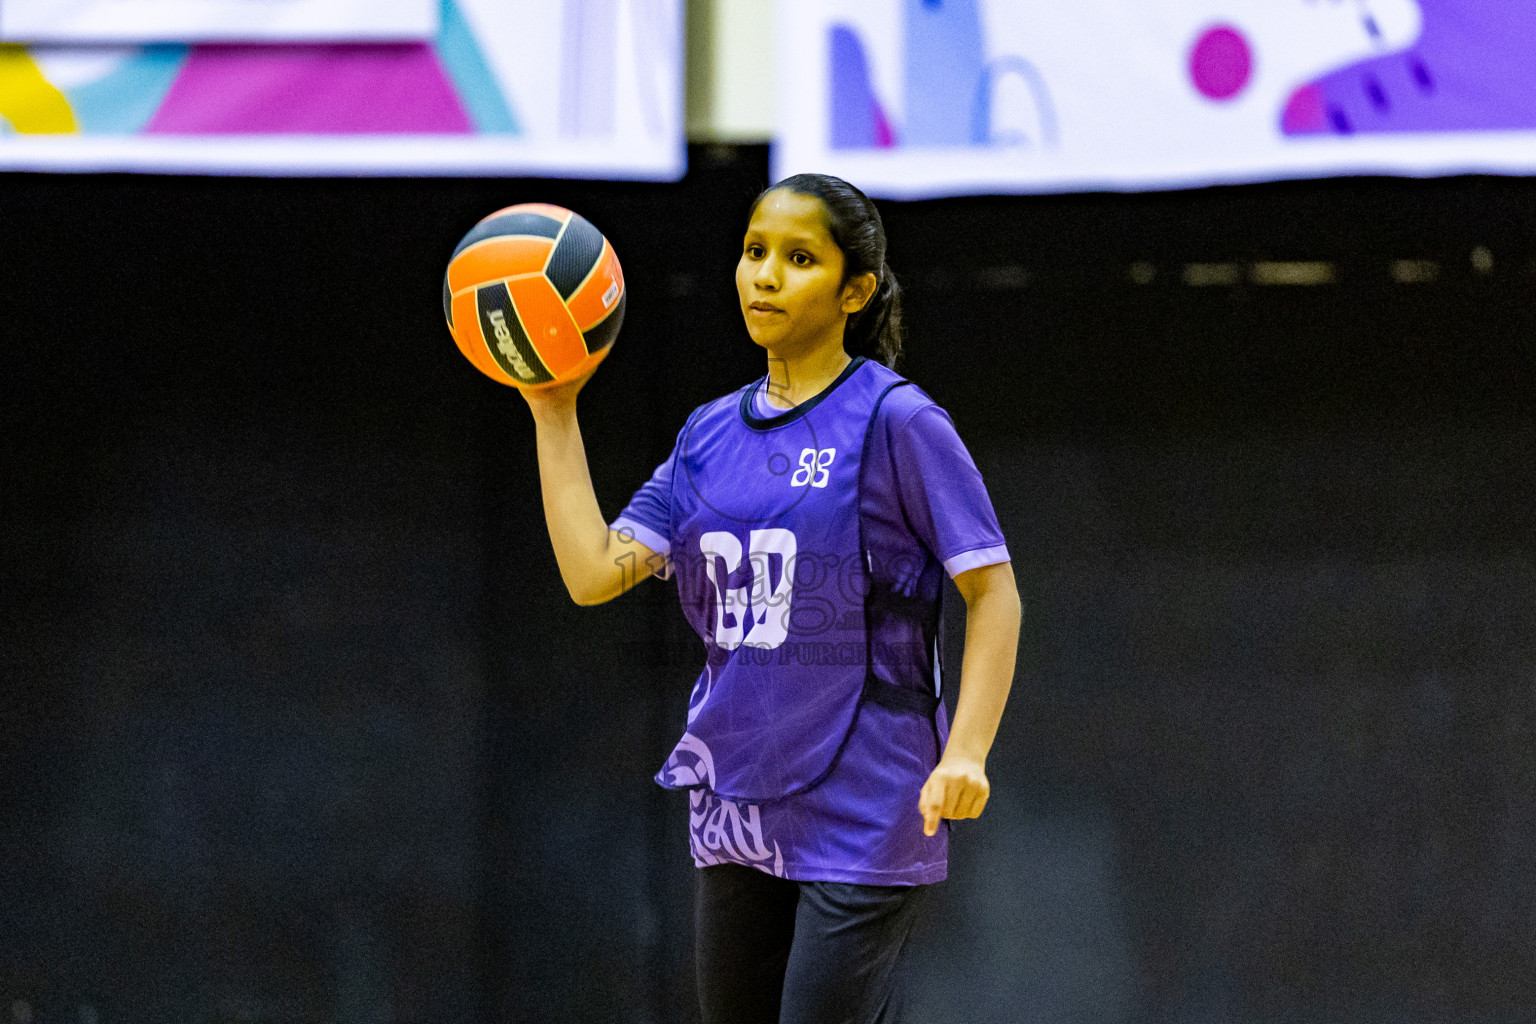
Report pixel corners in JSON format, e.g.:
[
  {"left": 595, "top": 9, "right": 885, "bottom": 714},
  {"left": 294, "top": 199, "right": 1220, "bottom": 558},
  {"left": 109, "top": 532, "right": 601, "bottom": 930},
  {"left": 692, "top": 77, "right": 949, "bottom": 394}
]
[{"left": 918, "top": 754, "right": 990, "bottom": 836}]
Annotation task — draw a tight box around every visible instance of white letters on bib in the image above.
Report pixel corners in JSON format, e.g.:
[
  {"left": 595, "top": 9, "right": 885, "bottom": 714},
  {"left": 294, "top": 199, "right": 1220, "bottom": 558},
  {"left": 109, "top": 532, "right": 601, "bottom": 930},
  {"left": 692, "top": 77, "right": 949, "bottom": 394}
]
[{"left": 700, "top": 527, "right": 797, "bottom": 649}]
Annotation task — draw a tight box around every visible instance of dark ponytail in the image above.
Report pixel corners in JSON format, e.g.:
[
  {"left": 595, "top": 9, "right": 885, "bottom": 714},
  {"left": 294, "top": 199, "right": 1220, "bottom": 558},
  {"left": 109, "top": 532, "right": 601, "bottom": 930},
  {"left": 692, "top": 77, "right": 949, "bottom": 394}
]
[{"left": 750, "top": 173, "right": 905, "bottom": 370}]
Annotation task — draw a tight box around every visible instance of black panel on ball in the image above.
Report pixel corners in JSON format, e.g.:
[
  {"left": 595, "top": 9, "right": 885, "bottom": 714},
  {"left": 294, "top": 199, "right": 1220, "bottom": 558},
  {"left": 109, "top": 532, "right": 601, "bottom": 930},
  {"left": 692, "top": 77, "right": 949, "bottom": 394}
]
[
  {"left": 546, "top": 214, "right": 606, "bottom": 299},
  {"left": 451, "top": 212, "right": 563, "bottom": 259},
  {"left": 581, "top": 291, "right": 625, "bottom": 354}
]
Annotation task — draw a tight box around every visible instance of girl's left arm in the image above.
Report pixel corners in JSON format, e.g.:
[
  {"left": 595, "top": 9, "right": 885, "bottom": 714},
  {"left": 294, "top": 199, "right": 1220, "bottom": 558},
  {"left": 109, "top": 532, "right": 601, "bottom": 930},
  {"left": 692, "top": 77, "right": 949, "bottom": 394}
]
[{"left": 918, "top": 560, "right": 1021, "bottom": 836}]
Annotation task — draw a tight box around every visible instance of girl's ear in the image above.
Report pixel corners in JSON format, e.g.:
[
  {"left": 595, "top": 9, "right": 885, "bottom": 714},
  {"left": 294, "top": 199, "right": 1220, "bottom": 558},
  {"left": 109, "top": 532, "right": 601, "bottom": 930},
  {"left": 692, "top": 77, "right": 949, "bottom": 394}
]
[{"left": 841, "top": 271, "right": 878, "bottom": 314}]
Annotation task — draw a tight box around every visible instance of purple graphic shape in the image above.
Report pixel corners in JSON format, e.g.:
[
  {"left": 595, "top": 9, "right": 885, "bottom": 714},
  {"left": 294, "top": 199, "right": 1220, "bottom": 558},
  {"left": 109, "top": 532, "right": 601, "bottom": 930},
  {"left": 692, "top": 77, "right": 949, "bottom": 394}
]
[
  {"left": 904, "top": 0, "right": 986, "bottom": 145},
  {"left": 146, "top": 44, "right": 473, "bottom": 135},
  {"left": 1283, "top": 0, "right": 1536, "bottom": 135},
  {"left": 829, "top": 25, "right": 895, "bottom": 149},
  {"left": 899, "top": 0, "right": 1056, "bottom": 148},
  {"left": 971, "top": 57, "right": 1058, "bottom": 146},
  {"left": 1189, "top": 25, "right": 1253, "bottom": 101}
]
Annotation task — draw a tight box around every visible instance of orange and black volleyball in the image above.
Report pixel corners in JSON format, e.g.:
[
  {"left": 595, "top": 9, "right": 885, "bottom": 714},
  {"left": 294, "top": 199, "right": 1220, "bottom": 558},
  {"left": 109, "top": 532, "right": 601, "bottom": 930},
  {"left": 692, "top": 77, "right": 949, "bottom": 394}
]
[{"left": 443, "top": 203, "right": 625, "bottom": 389}]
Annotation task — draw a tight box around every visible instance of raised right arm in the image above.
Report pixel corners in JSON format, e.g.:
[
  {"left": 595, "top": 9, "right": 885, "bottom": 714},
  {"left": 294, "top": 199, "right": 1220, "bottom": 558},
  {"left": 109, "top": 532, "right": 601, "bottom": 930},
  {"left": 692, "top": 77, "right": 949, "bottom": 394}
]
[{"left": 524, "top": 382, "right": 663, "bottom": 606}]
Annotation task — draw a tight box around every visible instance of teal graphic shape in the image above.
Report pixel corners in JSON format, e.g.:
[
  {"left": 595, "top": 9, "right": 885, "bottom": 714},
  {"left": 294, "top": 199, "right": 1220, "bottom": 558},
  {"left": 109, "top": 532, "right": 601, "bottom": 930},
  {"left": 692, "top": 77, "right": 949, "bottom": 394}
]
[
  {"left": 66, "top": 45, "right": 189, "bottom": 134},
  {"left": 438, "top": 0, "right": 519, "bottom": 134}
]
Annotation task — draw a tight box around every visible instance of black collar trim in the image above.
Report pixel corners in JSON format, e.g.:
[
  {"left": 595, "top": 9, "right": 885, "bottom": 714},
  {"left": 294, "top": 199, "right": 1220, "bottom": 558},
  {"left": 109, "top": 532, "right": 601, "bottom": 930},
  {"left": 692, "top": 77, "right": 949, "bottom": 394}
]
[{"left": 738, "top": 356, "right": 867, "bottom": 431}]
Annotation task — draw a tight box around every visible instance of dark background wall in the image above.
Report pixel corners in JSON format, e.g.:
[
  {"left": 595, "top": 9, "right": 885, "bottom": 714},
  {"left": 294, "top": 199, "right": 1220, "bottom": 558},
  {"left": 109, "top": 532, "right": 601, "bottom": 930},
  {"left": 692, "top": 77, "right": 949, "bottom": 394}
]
[{"left": 3, "top": 148, "right": 1533, "bottom": 1023}]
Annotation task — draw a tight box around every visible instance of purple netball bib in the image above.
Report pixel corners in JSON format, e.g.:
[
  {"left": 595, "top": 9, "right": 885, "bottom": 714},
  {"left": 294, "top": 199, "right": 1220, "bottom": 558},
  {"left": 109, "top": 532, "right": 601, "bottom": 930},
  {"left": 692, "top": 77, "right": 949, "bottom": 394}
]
[{"left": 656, "top": 357, "right": 918, "bottom": 802}]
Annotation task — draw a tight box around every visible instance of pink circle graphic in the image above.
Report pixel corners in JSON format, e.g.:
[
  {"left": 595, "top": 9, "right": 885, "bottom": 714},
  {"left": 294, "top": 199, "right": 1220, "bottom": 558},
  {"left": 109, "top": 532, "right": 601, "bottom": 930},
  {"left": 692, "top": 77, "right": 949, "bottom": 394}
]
[{"left": 1189, "top": 25, "right": 1253, "bottom": 101}]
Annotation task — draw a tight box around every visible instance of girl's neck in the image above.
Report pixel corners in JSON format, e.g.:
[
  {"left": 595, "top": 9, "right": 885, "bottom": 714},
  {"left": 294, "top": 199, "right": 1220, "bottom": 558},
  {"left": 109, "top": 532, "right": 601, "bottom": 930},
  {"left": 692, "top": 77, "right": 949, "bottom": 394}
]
[{"left": 763, "top": 343, "right": 852, "bottom": 409}]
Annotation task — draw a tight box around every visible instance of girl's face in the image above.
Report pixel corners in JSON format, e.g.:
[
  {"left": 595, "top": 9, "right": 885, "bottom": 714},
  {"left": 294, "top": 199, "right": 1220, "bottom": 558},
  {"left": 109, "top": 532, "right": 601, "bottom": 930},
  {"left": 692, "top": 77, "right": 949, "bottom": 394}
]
[{"left": 736, "top": 190, "right": 875, "bottom": 356}]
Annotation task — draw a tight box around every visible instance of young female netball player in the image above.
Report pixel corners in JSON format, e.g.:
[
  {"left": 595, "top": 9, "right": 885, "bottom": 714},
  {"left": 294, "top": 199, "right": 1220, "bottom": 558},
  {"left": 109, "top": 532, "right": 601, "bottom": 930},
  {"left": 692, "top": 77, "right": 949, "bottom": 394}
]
[{"left": 521, "top": 173, "right": 1020, "bottom": 1023}]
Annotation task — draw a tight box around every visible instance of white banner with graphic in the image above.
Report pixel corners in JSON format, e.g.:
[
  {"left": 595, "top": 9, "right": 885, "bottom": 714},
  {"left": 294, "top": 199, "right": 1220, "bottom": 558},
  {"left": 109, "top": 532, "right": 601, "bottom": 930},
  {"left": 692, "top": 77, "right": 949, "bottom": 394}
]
[
  {"left": 774, "top": 0, "right": 1536, "bottom": 197},
  {"left": 0, "top": 0, "right": 683, "bottom": 178}
]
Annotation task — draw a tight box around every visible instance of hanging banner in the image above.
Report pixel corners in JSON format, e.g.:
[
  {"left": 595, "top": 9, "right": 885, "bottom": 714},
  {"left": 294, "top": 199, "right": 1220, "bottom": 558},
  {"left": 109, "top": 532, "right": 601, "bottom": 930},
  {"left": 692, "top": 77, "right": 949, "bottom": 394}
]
[
  {"left": 0, "top": 0, "right": 684, "bottom": 179},
  {"left": 774, "top": 0, "right": 1536, "bottom": 198}
]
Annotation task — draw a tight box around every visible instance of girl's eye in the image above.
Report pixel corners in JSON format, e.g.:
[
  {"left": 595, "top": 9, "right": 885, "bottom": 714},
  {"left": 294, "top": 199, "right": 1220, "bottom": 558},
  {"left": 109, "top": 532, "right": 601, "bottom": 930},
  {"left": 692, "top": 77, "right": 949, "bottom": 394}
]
[
  {"left": 792, "top": 252, "right": 811, "bottom": 266},
  {"left": 746, "top": 244, "right": 764, "bottom": 258}
]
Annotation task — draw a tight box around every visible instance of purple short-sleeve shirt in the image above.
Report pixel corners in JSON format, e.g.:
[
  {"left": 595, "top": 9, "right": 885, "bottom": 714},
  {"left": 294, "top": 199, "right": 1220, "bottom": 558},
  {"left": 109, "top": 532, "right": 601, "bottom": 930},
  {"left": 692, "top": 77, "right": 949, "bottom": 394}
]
[{"left": 611, "top": 373, "right": 1008, "bottom": 885}]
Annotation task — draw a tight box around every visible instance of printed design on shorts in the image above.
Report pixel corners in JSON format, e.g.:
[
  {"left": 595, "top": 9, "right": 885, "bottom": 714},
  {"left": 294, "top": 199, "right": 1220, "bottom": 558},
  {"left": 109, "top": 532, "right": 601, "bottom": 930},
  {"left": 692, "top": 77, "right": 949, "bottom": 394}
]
[
  {"left": 689, "top": 790, "right": 786, "bottom": 877},
  {"left": 701, "top": 527, "right": 796, "bottom": 650},
  {"left": 789, "top": 446, "right": 836, "bottom": 488},
  {"left": 667, "top": 701, "right": 785, "bottom": 876}
]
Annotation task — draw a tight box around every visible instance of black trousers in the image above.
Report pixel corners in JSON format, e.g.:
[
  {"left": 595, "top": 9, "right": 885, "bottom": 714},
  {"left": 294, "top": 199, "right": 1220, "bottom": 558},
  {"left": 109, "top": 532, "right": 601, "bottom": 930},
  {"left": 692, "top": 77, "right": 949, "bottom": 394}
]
[{"left": 694, "top": 863, "right": 932, "bottom": 1024}]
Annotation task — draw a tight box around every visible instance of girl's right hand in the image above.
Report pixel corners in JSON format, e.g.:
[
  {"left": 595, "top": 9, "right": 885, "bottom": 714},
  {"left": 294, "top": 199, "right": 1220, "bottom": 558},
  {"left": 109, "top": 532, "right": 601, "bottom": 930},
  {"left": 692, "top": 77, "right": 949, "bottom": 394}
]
[{"left": 518, "top": 360, "right": 601, "bottom": 419}]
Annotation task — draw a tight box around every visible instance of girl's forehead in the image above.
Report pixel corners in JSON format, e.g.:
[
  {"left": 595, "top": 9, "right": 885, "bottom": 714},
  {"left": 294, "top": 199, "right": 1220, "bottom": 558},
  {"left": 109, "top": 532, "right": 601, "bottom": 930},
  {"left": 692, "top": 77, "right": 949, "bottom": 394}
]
[{"left": 747, "top": 190, "right": 834, "bottom": 243}]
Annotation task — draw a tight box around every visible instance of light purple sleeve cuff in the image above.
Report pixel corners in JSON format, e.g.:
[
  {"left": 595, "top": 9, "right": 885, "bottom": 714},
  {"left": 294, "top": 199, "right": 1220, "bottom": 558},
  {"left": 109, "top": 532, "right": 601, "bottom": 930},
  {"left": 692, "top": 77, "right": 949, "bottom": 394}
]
[
  {"left": 610, "top": 516, "right": 673, "bottom": 580},
  {"left": 942, "top": 544, "right": 1010, "bottom": 579}
]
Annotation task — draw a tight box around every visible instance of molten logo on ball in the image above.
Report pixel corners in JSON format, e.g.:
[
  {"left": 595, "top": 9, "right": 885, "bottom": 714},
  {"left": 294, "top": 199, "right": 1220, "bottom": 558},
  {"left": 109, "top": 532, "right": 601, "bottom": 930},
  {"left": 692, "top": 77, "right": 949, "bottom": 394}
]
[{"left": 487, "top": 309, "right": 535, "bottom": 380}]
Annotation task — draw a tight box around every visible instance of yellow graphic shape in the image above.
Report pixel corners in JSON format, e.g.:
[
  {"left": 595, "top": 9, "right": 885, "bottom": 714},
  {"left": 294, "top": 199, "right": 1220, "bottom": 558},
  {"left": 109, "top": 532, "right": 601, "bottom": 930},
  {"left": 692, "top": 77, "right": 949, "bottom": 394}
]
[{"left": 0, "top": 45, "right": 79, "bottom": 134}]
